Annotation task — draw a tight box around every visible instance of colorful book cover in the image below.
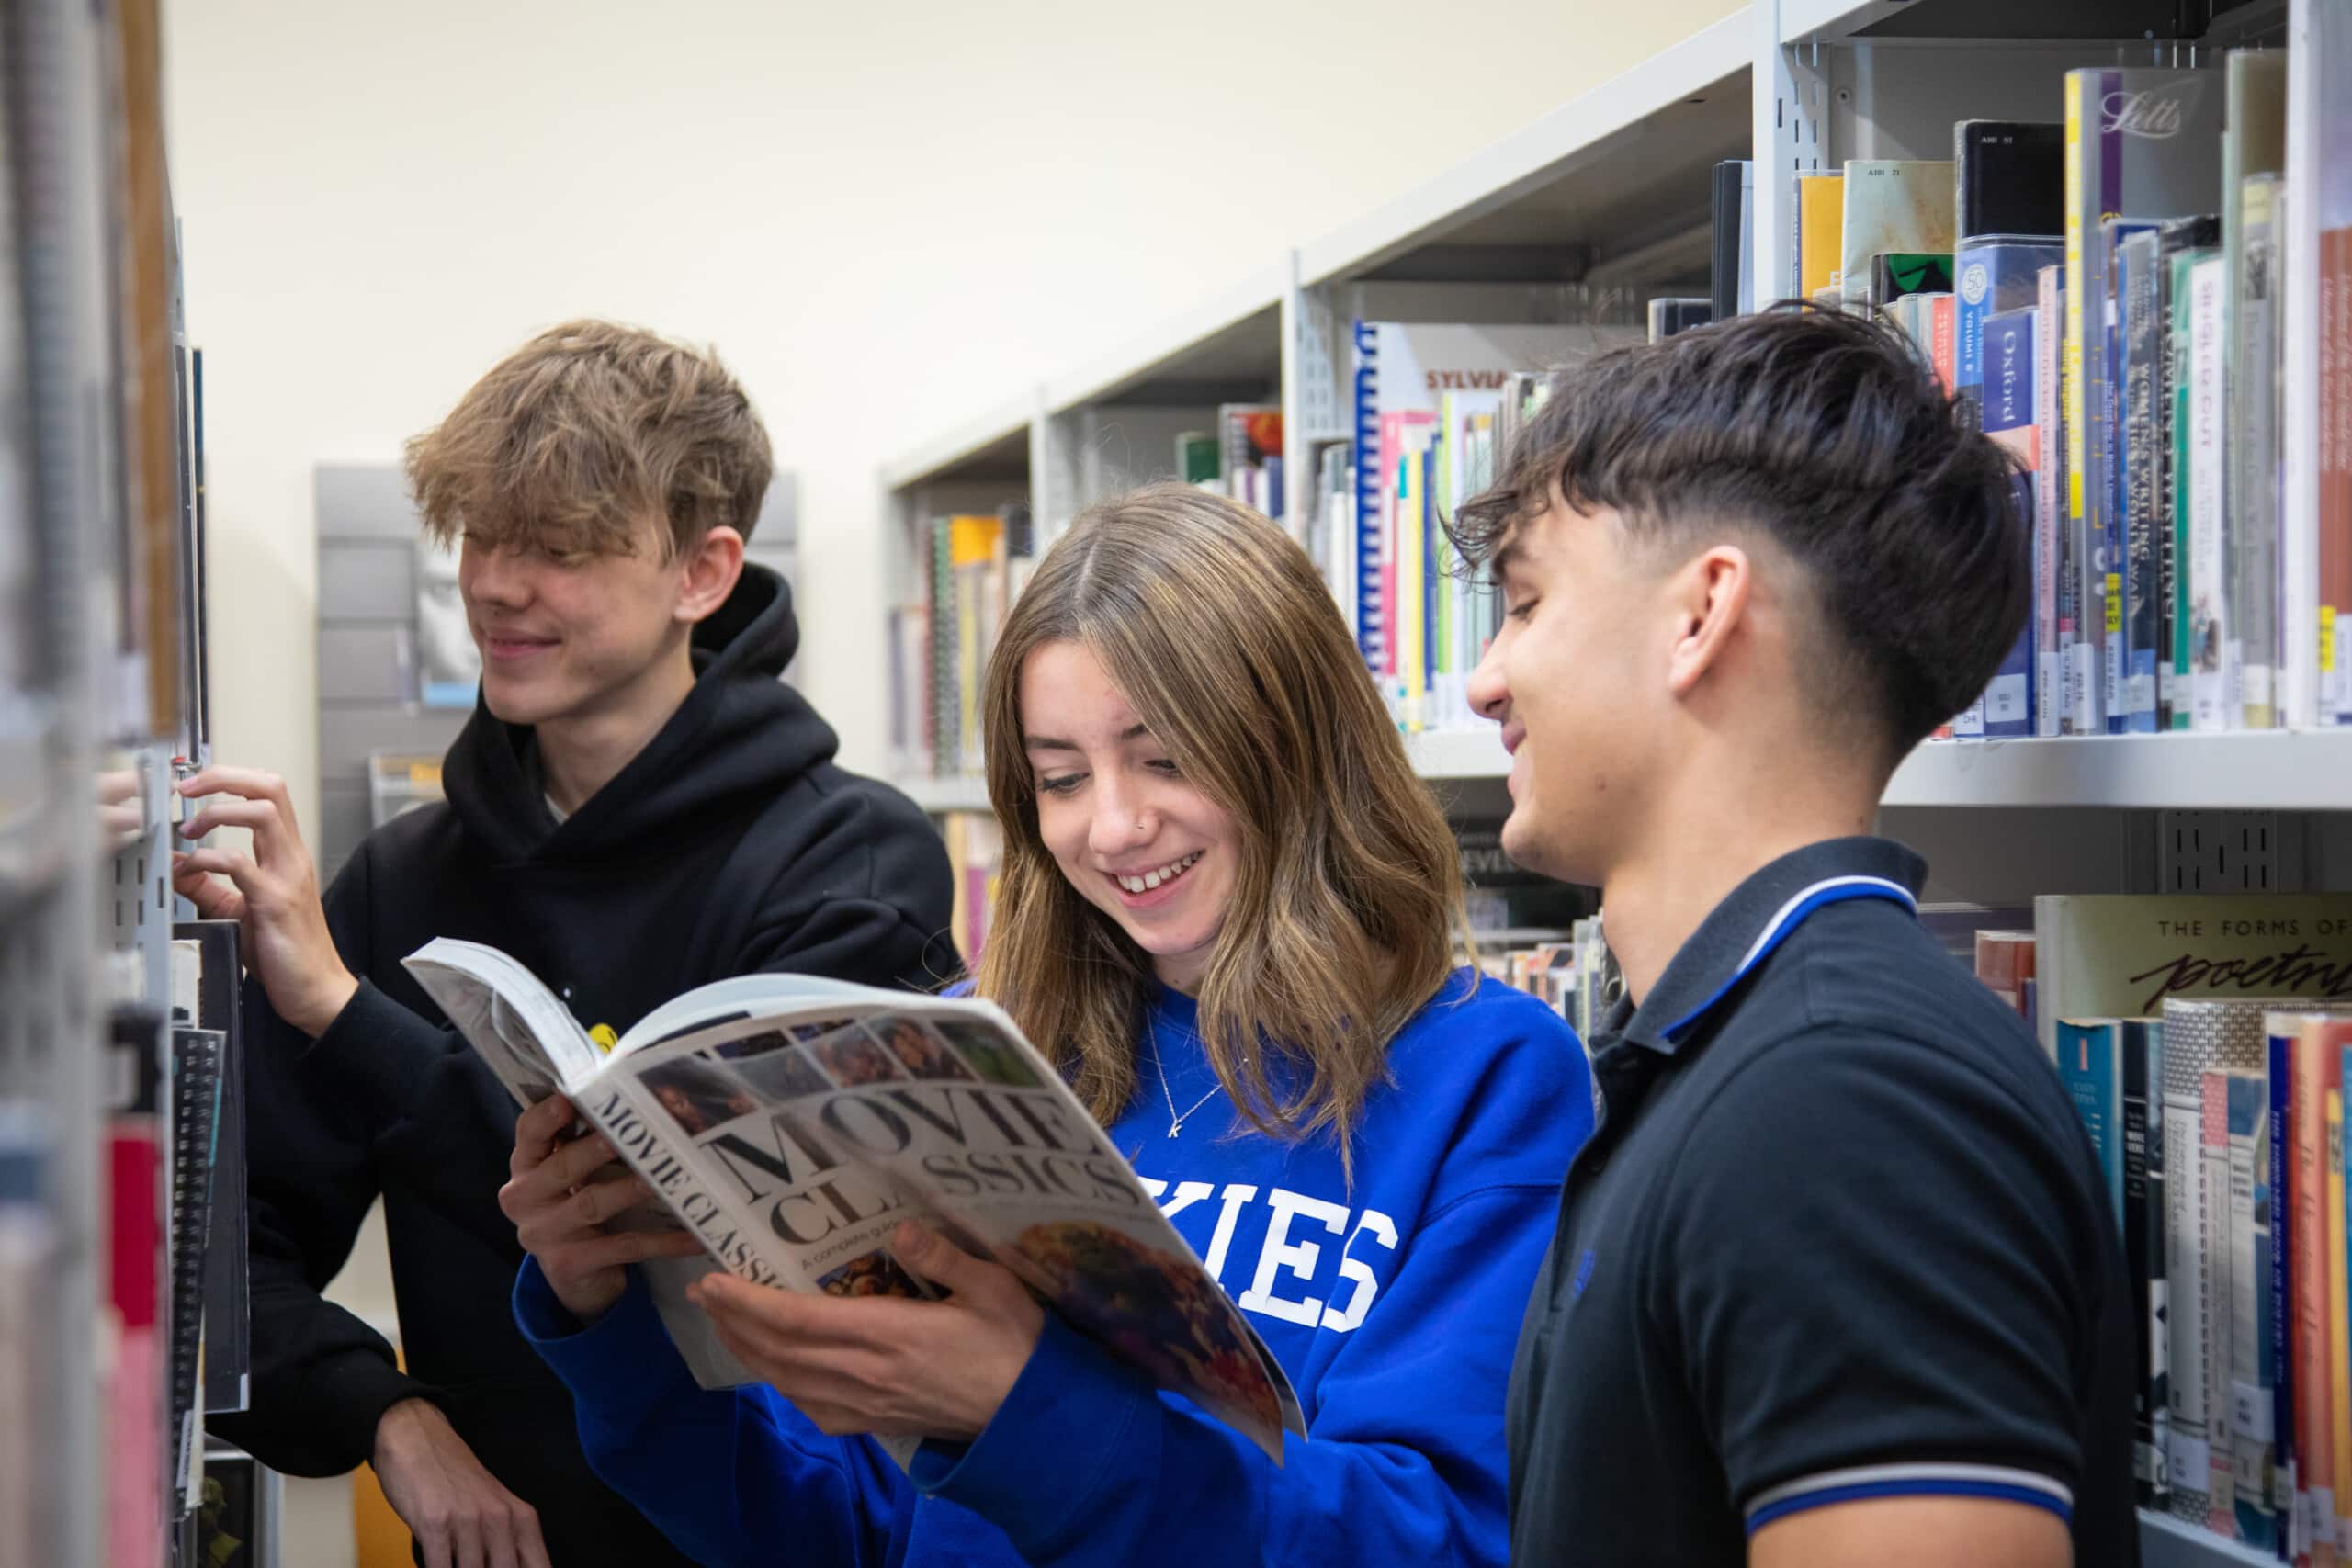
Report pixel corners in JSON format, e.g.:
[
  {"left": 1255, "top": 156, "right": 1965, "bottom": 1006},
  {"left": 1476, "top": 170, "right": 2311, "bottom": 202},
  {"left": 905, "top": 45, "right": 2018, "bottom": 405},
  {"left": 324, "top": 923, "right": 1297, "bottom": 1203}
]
[
  {"left": 2036, "top": 265, "right": 2068, "bottom": 735},
  {"left": 1351, "top": 318, "right": 1643, "bottom": 678},
  {"left": 2331, "top": 1086, "right": 2351, "bottom": 1556},
  {"left": 2168, "top": 1000, "right": 2277, "bottom": 1526},
  {"left": 2235, "top": 172, "right": 2286, "bottom": 730},
  {"left": 1839, "top": 160, "right": 1954, "bottom": 310},
  {"left": 2064, "top": 69, "right": 2225, "bottom": 733},
  {"left": 2062, "top": 1020, "right": 2126, "bottom": 1215},
  {"left": 2189, "top": 254, "right": 2233, "bottom": 731},
  {"left": 2033, "top": 893, "right": 2352, "bottom": 1063},
  {"left": 1929, "top": 295, "right": 1957, "bottom": 396},
  {"left": 1870, "top": 251, "right": 1955, "bottom": 307},
  {"left": 2226, "top": 1066, "right": 2273, "bottom": 1544},
  {"left": 2157, "top": 219, "right": 2221, "bottom": 731},
  {"left": 2118, "top": 226, "right": 2166, "bottom": 733},
  {"left": 2273, "top": 1018, "right": 2303, "bottom": 1551},
  {"left": 2129, "top": 1019, "right": 2174, "bottom": 1510},
  {"left": 2293, "top": 1018, "right": 2346, "bottom": 1563},
  {"left": 2098, "top": 217, "right": 2162, "bottom": 734},
  {"left": 1980, "top": 306, "right": 2040, "bottom": 737},
  {"left": 1799, "top": 173, "right": 1844, "bottom": 298},
  {"left": 1957, "top": 240, "right": 2063, "bottom": 421}
]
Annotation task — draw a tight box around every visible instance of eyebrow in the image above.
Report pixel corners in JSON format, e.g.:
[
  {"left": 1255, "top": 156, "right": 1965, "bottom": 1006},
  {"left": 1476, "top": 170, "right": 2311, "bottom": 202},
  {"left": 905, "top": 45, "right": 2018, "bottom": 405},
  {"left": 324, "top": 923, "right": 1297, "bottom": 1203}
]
[{"left": 1023, "top": 722, "right": 1152, "bottom": 752}]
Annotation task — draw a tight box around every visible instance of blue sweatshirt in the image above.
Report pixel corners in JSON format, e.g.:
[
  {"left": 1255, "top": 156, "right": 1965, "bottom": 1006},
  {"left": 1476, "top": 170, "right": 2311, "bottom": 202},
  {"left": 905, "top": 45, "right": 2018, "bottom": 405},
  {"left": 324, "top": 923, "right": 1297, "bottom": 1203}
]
[{"left": 515, "top": 968, "right": 1592, "bottom": 1568}]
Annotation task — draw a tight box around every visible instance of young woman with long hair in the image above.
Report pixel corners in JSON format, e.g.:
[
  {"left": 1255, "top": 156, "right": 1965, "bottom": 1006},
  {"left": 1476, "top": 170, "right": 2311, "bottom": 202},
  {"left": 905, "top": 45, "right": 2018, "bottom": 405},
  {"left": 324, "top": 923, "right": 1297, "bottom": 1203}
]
[{"left": 502, "top": 483, "right": 1593, "bottom": 1568}]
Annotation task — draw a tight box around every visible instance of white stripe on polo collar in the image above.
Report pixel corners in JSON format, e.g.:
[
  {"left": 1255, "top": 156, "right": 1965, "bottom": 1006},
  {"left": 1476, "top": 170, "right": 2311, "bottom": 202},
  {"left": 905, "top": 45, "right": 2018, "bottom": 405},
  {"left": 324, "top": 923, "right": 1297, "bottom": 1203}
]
[{"left": 1661, "top": 874, "right": 1918, "bottom": 1043}]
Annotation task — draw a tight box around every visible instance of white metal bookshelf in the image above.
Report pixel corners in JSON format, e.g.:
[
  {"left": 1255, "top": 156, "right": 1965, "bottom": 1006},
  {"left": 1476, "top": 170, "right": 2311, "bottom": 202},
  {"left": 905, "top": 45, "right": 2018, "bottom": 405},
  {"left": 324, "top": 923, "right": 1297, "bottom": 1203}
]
[{"left": 877, "top": 6, "right": 2326, "bottom": 1562}]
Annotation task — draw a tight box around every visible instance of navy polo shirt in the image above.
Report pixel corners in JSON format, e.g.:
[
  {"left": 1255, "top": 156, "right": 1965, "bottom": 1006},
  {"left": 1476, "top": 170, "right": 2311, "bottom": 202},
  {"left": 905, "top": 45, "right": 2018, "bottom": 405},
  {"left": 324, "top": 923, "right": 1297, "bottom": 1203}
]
[{"left": 1507, "top": 837, "right": 2138, "bottom": 1565}]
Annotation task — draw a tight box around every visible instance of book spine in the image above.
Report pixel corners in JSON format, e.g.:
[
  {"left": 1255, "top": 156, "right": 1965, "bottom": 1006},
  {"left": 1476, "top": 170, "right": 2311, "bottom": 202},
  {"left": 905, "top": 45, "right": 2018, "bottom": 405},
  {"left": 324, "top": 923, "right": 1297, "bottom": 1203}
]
[
  {"left": 2272, "top": 1022, "right": 2303, "bottom": 1556},
  {"left": 2124, "top": 238, "right": 2164, "bottom": 731},
  {"left": 2331, "top": 1088, "right": 2351, "bottom": 1555},
  {"left": 2173, "top": 250, "right": 2191, "bottom": 728},
  {"left": 2038, "top": 265, "right": 2066, "bottom": 734},
  {"left": 2233, "top": 1069, "right": 2280, "bottom": 1548},
  {"left": 2129, "top": 1022, "right": 2169, "bottom": 1506},
  {"left": 2103, "top": 234, "right": 2129, "bottom": 733},
  {"left": 2173, "top": 1074, "right": 2217, "bottom": 1523},
  {"left": 2239, "top": 175, "right": 2285, "bottom": 729},
  {"left": 2326, "top": 227, "right": 2352, "bottom": 725},
  {"left": 2296, "top": 1023, "right": 2340, "bottom": 1566},
  {"left": 2064, "top": 73, "right": 2109, "bottom": 736},
  {"left": 2192, "top": 256, "right": 2233, "bottom": 731},
  {"left": 2211, "top": 1070, "right": 2244, "bottom": 1534},
  {"left": 1351, "top": 322, "right": 1385, "bottom": 675}
]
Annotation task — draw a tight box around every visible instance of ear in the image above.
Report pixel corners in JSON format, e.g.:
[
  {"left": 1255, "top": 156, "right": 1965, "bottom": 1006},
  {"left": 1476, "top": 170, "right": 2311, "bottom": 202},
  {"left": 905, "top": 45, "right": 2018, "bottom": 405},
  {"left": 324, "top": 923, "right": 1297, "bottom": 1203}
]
[
  {"left": 1662, "top": 544, "right": 1752, "bottom": 698},
  {"left": 674, "top": 525, "right": 746, "bottom": 626}
]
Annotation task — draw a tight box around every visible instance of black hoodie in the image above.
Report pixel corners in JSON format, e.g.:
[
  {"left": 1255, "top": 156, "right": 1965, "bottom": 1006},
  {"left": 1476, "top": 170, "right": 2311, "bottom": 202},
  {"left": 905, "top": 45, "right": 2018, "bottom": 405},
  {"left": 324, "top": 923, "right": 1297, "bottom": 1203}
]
[{"left": 209, "top": 566, "right": 957, "bottom": 1565}]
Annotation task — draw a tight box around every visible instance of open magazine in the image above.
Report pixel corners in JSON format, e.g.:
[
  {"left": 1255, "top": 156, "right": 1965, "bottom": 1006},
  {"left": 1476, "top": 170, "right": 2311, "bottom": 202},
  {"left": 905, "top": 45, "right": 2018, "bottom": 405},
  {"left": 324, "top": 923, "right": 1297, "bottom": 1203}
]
[{"left": 402, "top": 940, "right": 1306, "bottom": 1466}]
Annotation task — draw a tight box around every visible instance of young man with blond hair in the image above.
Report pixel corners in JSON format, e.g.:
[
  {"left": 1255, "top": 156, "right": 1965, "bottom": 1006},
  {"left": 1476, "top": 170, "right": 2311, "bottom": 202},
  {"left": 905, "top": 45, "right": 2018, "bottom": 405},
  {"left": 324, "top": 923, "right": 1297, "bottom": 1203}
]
[{"left": 185, "top": 321, "right": 956, "bottom": 1568}]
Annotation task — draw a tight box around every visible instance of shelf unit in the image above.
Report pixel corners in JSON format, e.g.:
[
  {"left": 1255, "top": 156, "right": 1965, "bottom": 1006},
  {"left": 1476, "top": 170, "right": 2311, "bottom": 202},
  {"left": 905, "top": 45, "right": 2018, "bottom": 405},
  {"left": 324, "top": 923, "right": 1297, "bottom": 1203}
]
[
  {"left": 879, "top": 0, "right": 2338, "bottom": 844},
  {"left": 879, "top": 12, "right": 2338, "bottom": 1551}
]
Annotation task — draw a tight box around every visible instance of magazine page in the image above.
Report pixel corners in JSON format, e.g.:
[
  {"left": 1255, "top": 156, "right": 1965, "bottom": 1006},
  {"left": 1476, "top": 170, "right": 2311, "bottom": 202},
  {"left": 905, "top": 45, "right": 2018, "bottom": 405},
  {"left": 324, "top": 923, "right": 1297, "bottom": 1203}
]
[
  {"left": 603, "top": 997, "right": 1302, "bottom": 1461},
  {"left": 744, "top": 1003, "right": 1304, "bottom": 1463},
  {"left": 616, "top": 971, "right": 890, "bottom": 1058},
  {"left": 402, "top": 939, "right": 605, "bottom": 1104}
]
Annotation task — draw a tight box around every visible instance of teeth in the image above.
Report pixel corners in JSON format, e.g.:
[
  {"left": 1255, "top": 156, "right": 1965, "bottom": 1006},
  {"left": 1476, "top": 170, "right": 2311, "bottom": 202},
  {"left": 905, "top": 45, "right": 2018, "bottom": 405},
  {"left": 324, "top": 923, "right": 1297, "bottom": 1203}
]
[{"left": 1118, "top": 852, "right": 1201, "bottom": 895}]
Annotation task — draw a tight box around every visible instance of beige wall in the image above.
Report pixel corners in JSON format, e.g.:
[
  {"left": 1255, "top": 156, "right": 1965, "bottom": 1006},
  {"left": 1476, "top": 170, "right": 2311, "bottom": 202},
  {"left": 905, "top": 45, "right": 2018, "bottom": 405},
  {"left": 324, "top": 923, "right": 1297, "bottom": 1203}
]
[{"left": 161, "top": 1, "right": 1741, "bottom": 1561}]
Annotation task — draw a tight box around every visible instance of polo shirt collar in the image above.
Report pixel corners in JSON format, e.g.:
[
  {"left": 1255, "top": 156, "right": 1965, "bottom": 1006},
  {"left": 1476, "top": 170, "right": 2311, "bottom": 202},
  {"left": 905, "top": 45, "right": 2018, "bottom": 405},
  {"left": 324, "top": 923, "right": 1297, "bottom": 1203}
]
[{"left": 1613, "top": 836, "right": 1926, "bottom": 1055}]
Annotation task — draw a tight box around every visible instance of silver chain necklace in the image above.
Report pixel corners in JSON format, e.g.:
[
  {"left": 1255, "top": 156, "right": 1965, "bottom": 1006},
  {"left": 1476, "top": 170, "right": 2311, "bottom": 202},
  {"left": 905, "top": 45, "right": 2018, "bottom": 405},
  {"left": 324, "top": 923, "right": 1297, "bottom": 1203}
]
[{"left": 1155, "top": 1047, "right": 1241, "bottom": 1139}]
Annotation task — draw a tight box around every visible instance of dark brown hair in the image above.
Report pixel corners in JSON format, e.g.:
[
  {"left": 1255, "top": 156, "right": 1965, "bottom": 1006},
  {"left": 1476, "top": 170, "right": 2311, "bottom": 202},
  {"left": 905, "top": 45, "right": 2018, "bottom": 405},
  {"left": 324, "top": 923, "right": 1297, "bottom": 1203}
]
[
  {"left": 1449, "top": 303, "right": 2029, "bottom": 762},
  {"left": 973, "top": 484, "right": 1469, "bottom": 1166},
  {"left": 406, "top": 319, "right": 771, "bottom": 560}
]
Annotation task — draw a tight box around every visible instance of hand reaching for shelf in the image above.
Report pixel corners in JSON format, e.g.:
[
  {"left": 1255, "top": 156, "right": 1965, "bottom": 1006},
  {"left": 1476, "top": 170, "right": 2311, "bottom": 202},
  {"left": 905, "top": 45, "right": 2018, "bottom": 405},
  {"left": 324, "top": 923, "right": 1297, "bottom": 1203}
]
[{"left": 170, "top": 764, "right": 359, "bottom": 1039}]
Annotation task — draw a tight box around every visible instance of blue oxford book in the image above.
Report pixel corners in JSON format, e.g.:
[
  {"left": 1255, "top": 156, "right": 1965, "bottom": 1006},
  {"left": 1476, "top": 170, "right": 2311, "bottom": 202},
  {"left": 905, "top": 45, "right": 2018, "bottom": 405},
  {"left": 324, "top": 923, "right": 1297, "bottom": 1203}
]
[
  {"left": 1954, "top": 238, "right": 2062, "bottom": 423},
  {"left": 1977, "top": 305, "right": 2041, "bottom": 738}
]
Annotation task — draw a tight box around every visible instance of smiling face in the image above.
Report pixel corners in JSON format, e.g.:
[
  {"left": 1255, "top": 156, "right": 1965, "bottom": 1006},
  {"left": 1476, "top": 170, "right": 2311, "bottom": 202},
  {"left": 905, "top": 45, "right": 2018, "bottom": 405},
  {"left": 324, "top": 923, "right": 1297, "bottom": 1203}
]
[
  {"left": 1018, "top": 638, "right": 1238, "bottom": 994},
  {"left": 458, "top": 519, "right": 703, "bottom": 729},
  {"left": 1466, "top": 491, "right": 1667, "bottom": 888}
]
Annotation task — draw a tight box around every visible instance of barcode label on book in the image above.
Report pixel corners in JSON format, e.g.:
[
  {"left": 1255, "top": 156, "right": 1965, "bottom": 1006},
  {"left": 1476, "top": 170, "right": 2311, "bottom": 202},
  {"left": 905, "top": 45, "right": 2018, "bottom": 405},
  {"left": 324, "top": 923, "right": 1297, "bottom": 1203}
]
[
  {"left": 1984, "top": 675, "right": 2028, "bottom": 727},
  {"left": 2171, "top": 1436, "right": 2212, "bottom": 1491},
  {"left": 2232, "top": 1380, "right": 2274, "bottom": 1442}
]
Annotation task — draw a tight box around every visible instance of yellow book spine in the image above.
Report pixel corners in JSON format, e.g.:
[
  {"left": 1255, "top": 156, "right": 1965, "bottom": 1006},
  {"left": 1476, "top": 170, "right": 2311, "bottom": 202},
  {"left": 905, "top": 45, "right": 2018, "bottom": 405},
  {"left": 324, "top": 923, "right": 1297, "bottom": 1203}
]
[{"left": 1799, "top": 175, "right": 1844, "bottom": 299}]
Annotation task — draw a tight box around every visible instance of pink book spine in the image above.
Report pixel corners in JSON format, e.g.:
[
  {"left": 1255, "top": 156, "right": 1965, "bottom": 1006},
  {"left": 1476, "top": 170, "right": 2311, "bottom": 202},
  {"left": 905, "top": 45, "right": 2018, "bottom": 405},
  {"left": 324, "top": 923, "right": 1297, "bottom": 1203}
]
[{"left": 2299, "top": 1021, "right": 2343, "bottom": 1567}]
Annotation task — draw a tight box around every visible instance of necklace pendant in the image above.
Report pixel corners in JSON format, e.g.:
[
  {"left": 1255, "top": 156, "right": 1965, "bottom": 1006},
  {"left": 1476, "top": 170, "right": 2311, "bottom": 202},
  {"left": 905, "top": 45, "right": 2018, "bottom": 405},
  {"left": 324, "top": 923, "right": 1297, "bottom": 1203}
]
[{"left": 1168, "top": 1122, "right": 1182, "bottom": 1138}]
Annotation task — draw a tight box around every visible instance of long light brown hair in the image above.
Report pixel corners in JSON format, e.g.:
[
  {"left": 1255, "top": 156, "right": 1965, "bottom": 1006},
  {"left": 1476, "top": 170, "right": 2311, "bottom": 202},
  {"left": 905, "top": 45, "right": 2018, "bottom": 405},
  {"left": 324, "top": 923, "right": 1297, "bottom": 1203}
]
[{"left": 973, "top": 483, "right": 1469, "bottom": 1162}]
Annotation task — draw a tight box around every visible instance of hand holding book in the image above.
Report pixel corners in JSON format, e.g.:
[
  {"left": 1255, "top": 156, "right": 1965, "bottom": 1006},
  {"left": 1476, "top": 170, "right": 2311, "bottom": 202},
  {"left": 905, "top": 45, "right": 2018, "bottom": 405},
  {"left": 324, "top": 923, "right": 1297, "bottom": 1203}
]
[
  {"left": 684, "top": 1220, "right": 1046, "bottom": 1444},
  {"left": 500, "top": 1094, "right": 705, "bottom": 1323}
]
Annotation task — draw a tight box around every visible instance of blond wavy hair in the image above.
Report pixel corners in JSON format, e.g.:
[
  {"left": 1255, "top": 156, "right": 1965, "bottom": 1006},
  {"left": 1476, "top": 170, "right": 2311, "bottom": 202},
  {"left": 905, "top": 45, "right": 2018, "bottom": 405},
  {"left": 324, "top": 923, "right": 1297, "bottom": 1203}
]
[
  {"left": 974, "top": 483, "right": 1470, "bottom": 1163},
  {"left": 405, "top": 319, "right": 771, "bottom": 561}
]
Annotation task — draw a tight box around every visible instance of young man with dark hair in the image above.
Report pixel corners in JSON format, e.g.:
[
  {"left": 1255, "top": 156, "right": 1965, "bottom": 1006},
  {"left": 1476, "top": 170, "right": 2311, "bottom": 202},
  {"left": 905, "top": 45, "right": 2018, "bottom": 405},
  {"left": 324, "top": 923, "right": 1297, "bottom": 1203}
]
[
  {"left": 1459, "top": 306, "right": 2136, "bottom": 1567},
  {"left": 179, "top": 321, "right": 957, "bottom": 1568}
]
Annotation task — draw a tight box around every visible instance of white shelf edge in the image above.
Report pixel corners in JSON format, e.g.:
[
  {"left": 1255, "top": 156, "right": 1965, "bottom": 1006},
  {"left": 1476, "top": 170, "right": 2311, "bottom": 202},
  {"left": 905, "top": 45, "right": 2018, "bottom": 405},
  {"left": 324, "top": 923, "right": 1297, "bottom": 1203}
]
[
  {"left": 898, "top": 774, "right": 990, "bottom": 814},
  {"left": 1407, "top": 728, "right": 1514, "bottom": 780},
  {"left": 1039, "top": 260, "right": 1287, "bottom": 414},
  {"left": 1882, "top": 729, "right": 2352, "bottom": 811},
  {"left": 1296, "top": 7, "right": 1754, "bottom": 288},
  {"left": 1402, "top": 726, "right": 2352, "bottom": 810},
  {"left": 877, "top": 395, "right": 1035, "bottom": 495},
  {"left": 2139, "top": 1509, "right": 2279, "bottom": 1568},
  {"left": 1779, "top": 0, "right": 1911, "bottom": 44}
]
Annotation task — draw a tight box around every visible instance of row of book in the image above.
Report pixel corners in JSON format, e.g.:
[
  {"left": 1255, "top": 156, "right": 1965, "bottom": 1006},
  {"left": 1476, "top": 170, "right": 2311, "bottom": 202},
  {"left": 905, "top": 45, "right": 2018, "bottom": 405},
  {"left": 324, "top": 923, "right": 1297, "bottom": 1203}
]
[
  {"left": 1973, "top": 888, "right": 2352, "bottom": 1561},
  {"left": 1304, "top": 303, "right": 1650, "bottom": 735},
  {"left": 888, "top": 507, "right": 1031, "bottom": 780},
  {"left": 1780, "top": 43, "right": 2352, "bottom": 736}
]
